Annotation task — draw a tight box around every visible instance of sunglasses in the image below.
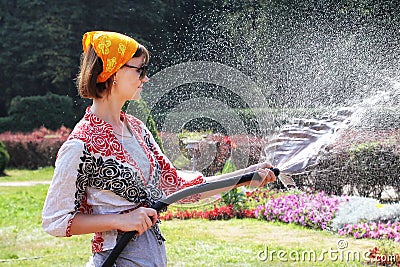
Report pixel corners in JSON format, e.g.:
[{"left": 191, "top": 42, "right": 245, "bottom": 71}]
[{"left": 123, "top": 64, "right": 148, "bottom": 79}]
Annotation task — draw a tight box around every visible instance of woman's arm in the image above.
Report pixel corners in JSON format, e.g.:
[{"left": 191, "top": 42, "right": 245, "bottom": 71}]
[
  {"left": 42, "top": 140, "right": 158, "bottom": 237},
  {"left": 69, "top": 207, "right": 158, "bottom": 236},
  {"left": 205, "top": 161, "right": 274, "bottom": 182},
  {"left": 199, "top": 161, "right": 276, "bottom": 199}
]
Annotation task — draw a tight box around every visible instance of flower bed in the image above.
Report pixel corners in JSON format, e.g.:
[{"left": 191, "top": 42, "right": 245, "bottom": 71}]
[
  {"left": 338, "top": 222, "right": 400, "bottom": 242},
  {"left": 161, "top": 190, "right": 343, "bottom": 231},
  {"left": 161, "top": 205, "right": 255, "bottom": 221},
  {"left": 160, "top": 188, "right": 400, "bottom": 245},
  {"left": 254, "top": 191, "right": 342, "bottom": 230}
]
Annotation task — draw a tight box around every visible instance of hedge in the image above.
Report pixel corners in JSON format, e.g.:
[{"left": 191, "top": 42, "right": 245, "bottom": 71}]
[
  {"left": 0, "top": 127, "right": 69, "bottom": 169},
  {"left": 293, "top": 129, "right": 400, "bottom": 201},
  {"left": 0, "top": 93, "right": 75, "bottom": 133},
  {"left": 0, "top": 141, "right": 10, "bottom": 175}
]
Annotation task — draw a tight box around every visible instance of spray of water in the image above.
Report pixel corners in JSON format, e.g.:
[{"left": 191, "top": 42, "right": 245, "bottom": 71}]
[{"left": 131, "top": 5, "right": 400, "bottom": 196}]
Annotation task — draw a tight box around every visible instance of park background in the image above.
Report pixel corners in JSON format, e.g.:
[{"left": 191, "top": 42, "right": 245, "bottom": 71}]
[
  {"left": 1, "top": 0, "right": 399, "bottom": 134},
  {"left": 0, "top": 1, "right": 400, "bottom": 266}
]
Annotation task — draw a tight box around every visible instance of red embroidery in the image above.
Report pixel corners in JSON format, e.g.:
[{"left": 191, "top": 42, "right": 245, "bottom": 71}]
[
  {"left": 156, "top": 154, "right": 205, "bottom": 202},
  {"left": 65, "top": 217, "right": 74, "bottom": 237},
  {"left": 66, "top": 194, "right": 93, "bottom": 237},
  {"left": 79, "top": 193, "right": 93, "bottom": 214},
  {"left": 68, "top": 107, "right": 157, "bottom": 184},
  {"left": 92, "top": 232, "right": 104, "bottom": 253},
  {"left": 125, "top": 115, "right": 156, "bottom": 181}
]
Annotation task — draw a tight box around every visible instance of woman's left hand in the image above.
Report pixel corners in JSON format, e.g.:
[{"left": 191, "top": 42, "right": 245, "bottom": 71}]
[
  {"left": 246, "top": 161, "right": 274, "bottom": 172},
  {"left": 246, "top": 161, "right": 277, "bottom": 188}
]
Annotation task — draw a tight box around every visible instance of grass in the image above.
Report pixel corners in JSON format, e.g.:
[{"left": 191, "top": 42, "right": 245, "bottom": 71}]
[
  {"left": 0, "top": 167, "right": 54, "bottom": 182},
  {"left": 0, "top": 169, "right": 391, "bottom": 267},
  {"left": 0, "top": 185, "right": 92, "bottom": 266},
  {"left": 163, "top": 220, "right": 378, "bottom": 267}
]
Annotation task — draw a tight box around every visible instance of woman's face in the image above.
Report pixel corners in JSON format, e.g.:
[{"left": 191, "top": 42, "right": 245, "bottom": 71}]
[{"left": 113, "top": 55, "right": 149, "bottom": 101}]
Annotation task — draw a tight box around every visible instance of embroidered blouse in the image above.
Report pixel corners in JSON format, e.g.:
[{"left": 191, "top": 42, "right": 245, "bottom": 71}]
[{"left": 42, "top": 107, "right": 205, "bottom": 253}]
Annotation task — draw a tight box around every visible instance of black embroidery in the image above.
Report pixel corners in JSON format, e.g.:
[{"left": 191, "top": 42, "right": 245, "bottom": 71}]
[
  {"left": 75, "top": 146, "right": 164, "bottom": 210},
  {"left": 143, "top": 131, "right": 162, "bottom": 187},
  {"left": 143, "top": 132, "right": 156, "bottom": 154}
]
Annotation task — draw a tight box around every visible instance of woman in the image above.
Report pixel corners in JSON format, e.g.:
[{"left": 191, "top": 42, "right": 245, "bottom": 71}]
[{"left": 42, "top": 31, "right": 276, "bottom": 266}]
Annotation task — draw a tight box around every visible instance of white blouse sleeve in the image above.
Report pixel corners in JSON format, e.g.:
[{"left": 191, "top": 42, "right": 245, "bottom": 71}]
[{"left": 42, "top": 139, "right": 85, "bottom": 237}]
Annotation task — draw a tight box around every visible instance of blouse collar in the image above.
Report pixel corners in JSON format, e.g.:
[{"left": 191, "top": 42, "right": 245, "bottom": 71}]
[{"left": 84, "top": 106, "right": 128, "bottom": 134}]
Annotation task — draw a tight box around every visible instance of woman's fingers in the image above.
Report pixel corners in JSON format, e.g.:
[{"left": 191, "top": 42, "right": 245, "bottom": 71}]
[
  {"left": 136, "top": 207, "right": 158, "bottom": 231},
  {"left": 247, "top": 161, "right": 274, "bottom": 172},
  {"left": 116, "top": 207, "right": 158, "bottom": 234},
  {"left": 146, "top": 208, "right": 158, "bottom": 225},
  {"left": 261, "top": 168, "right": 276, "bottom": 186},
  {"left": 258, "top": 161, "right": 274, "bottom": 169},
  {"left": 249, "top": 168, "right": 276, "bottom": 188}
]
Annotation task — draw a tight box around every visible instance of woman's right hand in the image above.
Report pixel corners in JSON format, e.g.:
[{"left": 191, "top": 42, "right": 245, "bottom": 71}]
[{"left": 115, "top": 207, "right": 158, "bottom": 235}]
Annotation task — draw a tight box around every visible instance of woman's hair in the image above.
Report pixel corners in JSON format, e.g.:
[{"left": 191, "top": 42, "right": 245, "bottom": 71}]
[{"left": 76, "top": 44, "right": 149, "bottom": 99}]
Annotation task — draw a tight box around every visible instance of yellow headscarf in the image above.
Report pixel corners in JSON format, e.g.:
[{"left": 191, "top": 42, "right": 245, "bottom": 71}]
[{"left": 82, "top": 31, "right": 139, "bottom": 83}]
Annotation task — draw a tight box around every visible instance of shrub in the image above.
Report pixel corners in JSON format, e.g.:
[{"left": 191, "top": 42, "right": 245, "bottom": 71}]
[
  {"left": 173, "top": 132, "right": 267, "bottom": 176},
  {"left": 293, "top": 129, "right": 400, "bottom": 201},
  {"left": 0, "top": 126, "right": 70, "bottom": 169},
  {"left": 1, "top": 93, "right": 75, "bottom": 133},
  {"left": 0, "top": 116, "right": 16, "bottom": 132},
  {"left": 0, "top": 141, "right": 10, "bottom": 175}
]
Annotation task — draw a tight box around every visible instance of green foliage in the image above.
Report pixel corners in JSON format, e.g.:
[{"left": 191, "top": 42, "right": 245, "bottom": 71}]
[
  {"left": 0, "top": 0, "right": 204, "bottom": 119},
  {"left": 126, "top": 100, "right": 164, "bottom": 152},
  {"left": 219, "top": 159, "right": 247, "bottom": 209},
  {"left": 148, "top": 83, "right": 263, "bottom": 135},
  {"left": 0, "top": 116, "right": 15, "bottom": 131},
  {"left": 177, "top": 129, "right": 211, "bottom": 141},
  {"left": 376, "top": 239, "right": 398, "bottom": 259},
  {"left": 350, "top": 142, "right": 381, "bottom": 154},
  {"left": 0, "top": 0, "right": 399, "bottom": 135},
  {"left": 4, "top": 93, "right": 74, "bottom": 132},
  {"left": 294, "top": 140, "right": 400, "bottom": 201},
  {"left": 0, "top": 141, "right": 10, "bottom": 175},
  {"left": 221, "top": 157, "right": 237, "bottom": 174},
  {"left": 221, "top": 187, "right": 246, "bottom": 209}
]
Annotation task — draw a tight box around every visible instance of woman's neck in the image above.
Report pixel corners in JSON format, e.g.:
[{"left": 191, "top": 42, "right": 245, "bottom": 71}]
[{"left": 90, "top": 98, "right": 125, "bottom": 127}]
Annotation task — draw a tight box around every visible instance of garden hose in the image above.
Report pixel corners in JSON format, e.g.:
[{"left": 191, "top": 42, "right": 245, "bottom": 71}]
[{"left": 101, "top": 168, "right": 280, "bottom": 267}]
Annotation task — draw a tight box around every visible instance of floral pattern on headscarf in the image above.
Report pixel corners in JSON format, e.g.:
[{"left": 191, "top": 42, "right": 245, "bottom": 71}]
[{"left": 82, "top": 31, "right": 139, "bottom": 83}]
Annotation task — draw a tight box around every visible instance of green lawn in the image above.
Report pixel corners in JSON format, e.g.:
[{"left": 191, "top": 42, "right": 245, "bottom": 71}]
[
  {"left": 0, "top": 170, "right": 384, "bottom": 267},
  {"left": 1, "top": 167, "right": 54, "bottom": 182}
]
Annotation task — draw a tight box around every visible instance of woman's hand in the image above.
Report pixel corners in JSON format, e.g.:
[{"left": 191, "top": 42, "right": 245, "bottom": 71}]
[
  {"left": 115, "top": 207, "right": 158, "bottom": 235},
  {"left": 246, "top": 161, "right": 274, "bottom": 173},
  {"left": 249, "top": 167, "right": 276, "bottom": 188},
  {"left": 246, "top": 161, "right": 276, "bottom": 188}
]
